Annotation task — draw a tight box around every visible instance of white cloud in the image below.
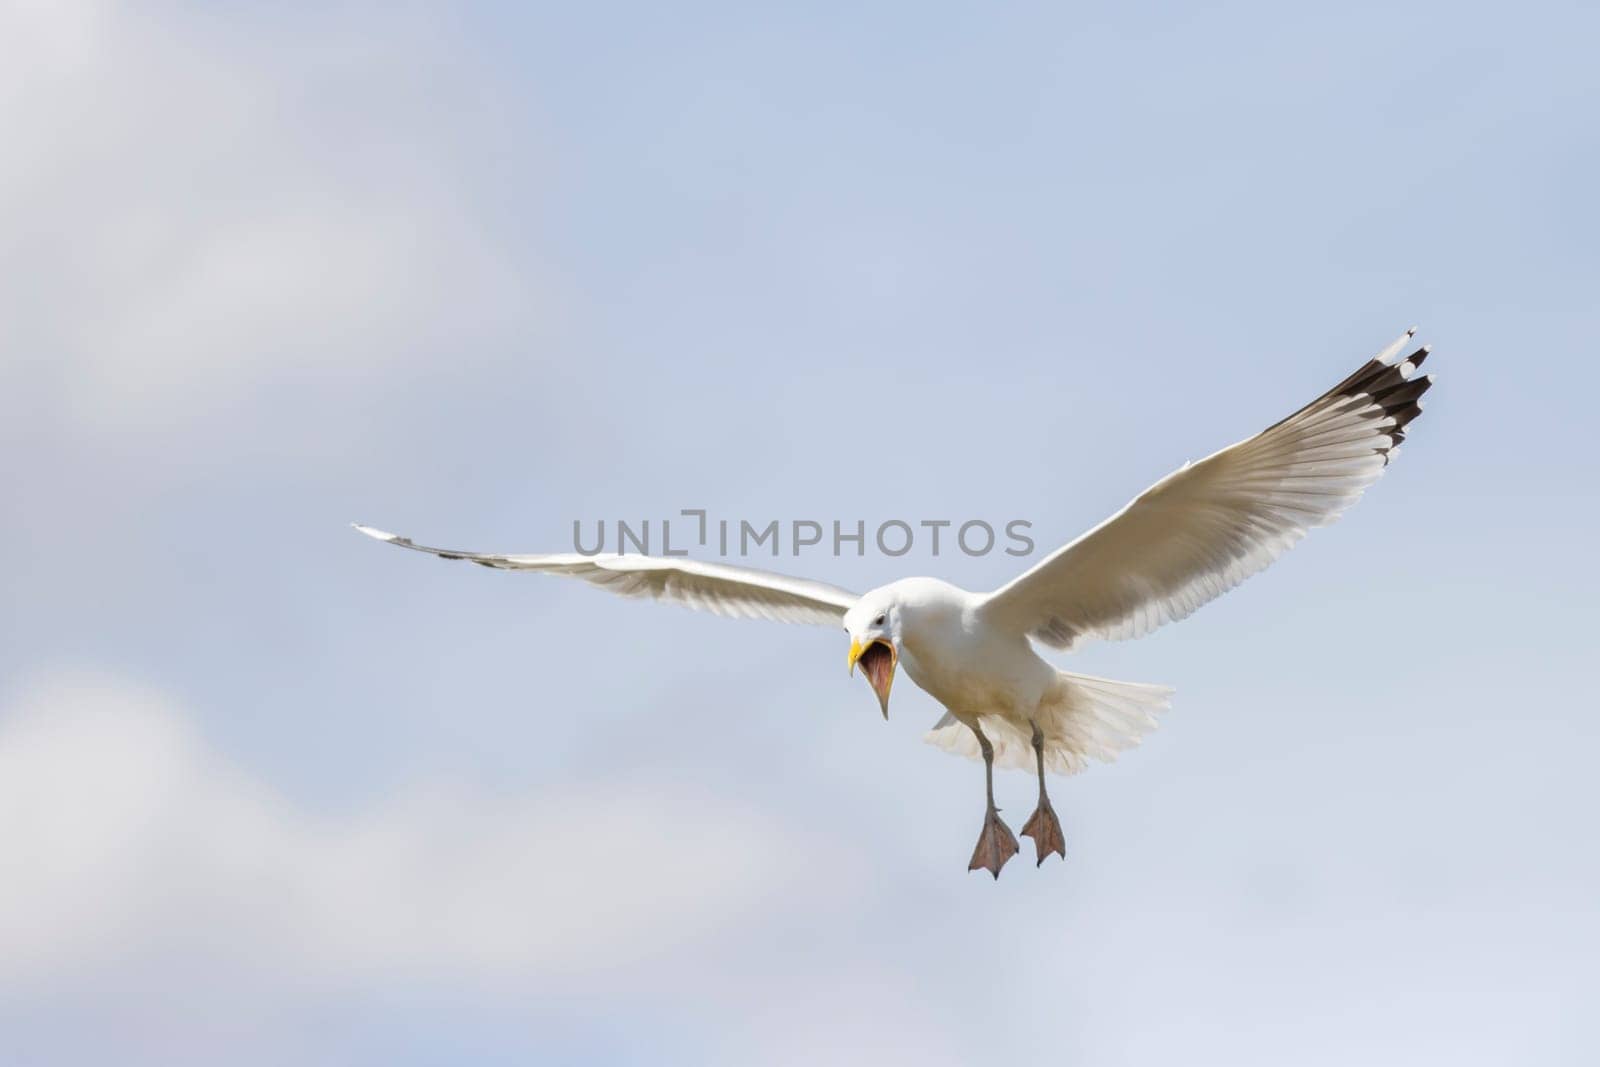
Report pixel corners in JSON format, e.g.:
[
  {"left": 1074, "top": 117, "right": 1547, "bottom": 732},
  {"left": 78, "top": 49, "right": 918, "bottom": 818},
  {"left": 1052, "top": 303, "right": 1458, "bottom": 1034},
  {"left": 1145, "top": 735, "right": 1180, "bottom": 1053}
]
[
  {"left": 715, "top": 970, "right": 972, "bottom": 1067},
  {"left": 0, "top": 0, "right": 541, "bottom": 438},
  {"left": 0, "top": 673, "right": 856, "bottom": 988}
]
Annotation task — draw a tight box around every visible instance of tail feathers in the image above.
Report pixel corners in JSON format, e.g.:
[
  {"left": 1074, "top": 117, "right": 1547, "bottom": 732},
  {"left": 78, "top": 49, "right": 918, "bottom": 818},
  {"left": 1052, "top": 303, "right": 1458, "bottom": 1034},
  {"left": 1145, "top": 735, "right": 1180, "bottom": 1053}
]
[{"left": 922, "top": 671, "right": 1172, "bottom": 776}]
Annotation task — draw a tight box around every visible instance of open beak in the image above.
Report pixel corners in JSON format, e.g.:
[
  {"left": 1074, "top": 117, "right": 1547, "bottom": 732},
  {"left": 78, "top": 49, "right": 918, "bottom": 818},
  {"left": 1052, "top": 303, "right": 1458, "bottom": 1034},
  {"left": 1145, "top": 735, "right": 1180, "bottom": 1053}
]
[{"left": 847, "top": 638, "right": 897, "bottom": 719}]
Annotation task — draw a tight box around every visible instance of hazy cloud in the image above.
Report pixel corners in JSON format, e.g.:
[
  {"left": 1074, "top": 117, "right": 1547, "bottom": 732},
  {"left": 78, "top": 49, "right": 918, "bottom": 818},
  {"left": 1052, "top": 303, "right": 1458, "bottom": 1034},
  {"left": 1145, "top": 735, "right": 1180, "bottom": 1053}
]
[
  {"left": 0, "top": 673, "right": 858, "bottom": 987},
  {"left": 0, "top": 0, "right": 538, "bottom": 440}
]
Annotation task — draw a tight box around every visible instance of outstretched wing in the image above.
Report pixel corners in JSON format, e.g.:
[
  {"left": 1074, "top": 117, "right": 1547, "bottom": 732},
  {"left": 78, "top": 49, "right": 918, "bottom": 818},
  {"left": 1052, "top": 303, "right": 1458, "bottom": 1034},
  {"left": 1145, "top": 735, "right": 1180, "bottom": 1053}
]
[
  {"left": 980, "top": 329, "right": 1434, "bottom": 650},
  {"left": 353, "top": 525, "right": 859, "bottom": 626}
]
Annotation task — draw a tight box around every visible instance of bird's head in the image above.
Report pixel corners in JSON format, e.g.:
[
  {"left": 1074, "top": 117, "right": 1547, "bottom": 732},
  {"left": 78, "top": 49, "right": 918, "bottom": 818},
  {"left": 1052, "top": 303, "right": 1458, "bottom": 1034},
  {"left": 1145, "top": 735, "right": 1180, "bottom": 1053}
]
[{"left": 844, "top": 595, "right": 900, "bottom": 719}]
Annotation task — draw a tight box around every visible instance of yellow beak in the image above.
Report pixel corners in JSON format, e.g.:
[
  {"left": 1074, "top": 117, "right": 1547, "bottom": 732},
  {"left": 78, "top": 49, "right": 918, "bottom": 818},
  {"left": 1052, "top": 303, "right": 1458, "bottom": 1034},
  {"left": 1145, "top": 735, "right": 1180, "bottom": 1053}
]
[{"left": 847, "top": 637, "right": 897, "bottom": 719}]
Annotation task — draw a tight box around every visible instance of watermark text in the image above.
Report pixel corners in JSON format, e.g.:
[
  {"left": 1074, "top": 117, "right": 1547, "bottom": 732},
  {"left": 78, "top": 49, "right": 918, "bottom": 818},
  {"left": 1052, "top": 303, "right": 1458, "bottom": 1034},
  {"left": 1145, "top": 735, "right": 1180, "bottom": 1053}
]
[{"left": 572, "top": 510, "right": 1035, "bottom": 558}]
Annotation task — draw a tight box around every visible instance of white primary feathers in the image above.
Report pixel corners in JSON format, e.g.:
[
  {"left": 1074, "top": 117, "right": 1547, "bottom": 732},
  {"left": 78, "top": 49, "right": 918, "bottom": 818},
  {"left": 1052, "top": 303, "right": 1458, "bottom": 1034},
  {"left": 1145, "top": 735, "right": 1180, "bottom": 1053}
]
[
  {"left": 350, "top": 528, "right": 858, "bottom": 626},
  {"left": 356, "top": 329, "right": 1435, "bottom": 874},
  {"left": 980, "top": 330, "right": 1431, "bottom": 649}
]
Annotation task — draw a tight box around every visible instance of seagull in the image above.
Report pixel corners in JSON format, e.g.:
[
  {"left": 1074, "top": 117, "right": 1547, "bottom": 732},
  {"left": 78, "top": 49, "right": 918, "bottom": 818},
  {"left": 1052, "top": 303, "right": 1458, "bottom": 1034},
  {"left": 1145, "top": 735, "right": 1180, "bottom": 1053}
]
[{"left": 355, "top": 329, "right": 1433, "bottom": 878}]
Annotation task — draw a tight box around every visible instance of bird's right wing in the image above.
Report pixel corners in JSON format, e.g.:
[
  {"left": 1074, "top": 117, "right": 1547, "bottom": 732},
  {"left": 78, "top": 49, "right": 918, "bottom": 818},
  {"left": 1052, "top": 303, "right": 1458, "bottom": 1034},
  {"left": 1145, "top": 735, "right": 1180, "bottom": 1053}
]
[
  {"left": 353, "top": 525, "right": 859, "bottom": 626},
  {"left": 979, "top": 329, "right": 1433, "bottom": 650}
]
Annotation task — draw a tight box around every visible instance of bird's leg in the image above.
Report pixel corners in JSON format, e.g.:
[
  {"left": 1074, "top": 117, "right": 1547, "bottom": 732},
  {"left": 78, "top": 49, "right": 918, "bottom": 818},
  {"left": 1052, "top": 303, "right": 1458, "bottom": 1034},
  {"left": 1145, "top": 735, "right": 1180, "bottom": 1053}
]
[
  {"left": 966, "top": 721, "right": 1019, "bottom": 879},
  {"left": 1020, "top": 720, "right": 1066, "bottom": 866}
]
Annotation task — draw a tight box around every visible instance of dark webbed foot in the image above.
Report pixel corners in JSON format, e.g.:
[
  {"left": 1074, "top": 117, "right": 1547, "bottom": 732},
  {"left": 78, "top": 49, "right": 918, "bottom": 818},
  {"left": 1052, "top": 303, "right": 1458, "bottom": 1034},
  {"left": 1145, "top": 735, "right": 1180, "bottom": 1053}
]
[
  {"left": 968, "top": 806, "right": 1019, "bottom": 879},
  {"left": 1021, "top": 719, "right": 1066, "bottom": 866},
  {"left": 1021, "top": 798, "right": 1066, "bottom": 866}
]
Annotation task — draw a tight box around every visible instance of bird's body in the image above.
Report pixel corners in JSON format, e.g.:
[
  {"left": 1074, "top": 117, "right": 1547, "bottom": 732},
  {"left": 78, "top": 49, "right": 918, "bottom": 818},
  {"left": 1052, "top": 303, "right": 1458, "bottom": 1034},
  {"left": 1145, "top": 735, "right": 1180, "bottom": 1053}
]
[
  {"left": 869, "top": 579, "right": 1042, "bottom": 721},
  {"left": 842, "top": 586, "right": 1162, "bottom": 786},
  {"left": 903, "top": 598, "right": 1053, "bottom": 729},
  {"left": 356, "top": 329, "right": 1434, "bottom": 877},
  {"left": 858, "top": 579, "right": 1155, "bottom": 769}
]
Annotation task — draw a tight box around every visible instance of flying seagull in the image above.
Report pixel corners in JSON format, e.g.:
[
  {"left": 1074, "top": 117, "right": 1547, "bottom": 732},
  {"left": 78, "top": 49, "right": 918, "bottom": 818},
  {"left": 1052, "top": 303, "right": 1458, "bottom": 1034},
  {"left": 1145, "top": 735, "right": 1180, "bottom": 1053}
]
[{"left": 355, "top": 330, "right": 1433, "bottom": 878}]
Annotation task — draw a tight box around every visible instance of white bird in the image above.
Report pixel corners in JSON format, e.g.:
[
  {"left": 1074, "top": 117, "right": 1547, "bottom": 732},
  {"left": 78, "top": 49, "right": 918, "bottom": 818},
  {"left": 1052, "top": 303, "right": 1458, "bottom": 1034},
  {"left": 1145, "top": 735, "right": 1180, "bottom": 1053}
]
[{"left": 355, "top": 330, "right": 1433, "bottom": 877}]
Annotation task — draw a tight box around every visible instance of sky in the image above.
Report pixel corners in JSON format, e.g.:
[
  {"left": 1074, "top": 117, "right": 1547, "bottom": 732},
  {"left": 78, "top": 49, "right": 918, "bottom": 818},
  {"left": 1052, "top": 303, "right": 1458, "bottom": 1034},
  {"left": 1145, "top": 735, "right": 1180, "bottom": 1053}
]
[{"left": 2, "top": 1, "right": 1597, "bottom": 1063}]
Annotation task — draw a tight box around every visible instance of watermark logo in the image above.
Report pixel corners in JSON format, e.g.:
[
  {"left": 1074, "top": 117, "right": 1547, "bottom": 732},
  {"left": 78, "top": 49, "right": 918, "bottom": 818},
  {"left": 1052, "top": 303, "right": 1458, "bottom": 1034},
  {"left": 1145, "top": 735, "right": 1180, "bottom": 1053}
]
[{"left": 573, "top": 509, "right": 1035, "bottom": 559}]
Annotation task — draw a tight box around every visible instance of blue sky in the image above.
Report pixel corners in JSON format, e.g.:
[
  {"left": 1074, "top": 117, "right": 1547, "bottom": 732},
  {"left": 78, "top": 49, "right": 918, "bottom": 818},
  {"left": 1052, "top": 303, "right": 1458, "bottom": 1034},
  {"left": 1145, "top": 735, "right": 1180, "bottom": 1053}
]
[{"left": 2, "top": 2, "right": 1597, "bottom": 1064}]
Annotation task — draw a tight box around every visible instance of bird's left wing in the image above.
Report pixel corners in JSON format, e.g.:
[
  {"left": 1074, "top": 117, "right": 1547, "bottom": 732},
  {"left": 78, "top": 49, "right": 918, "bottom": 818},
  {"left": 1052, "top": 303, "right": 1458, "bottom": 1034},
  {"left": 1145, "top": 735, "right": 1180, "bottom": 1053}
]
[
  {"left": 353, "top": 525, "right": 859, "bottom": 626},
  {"left": 979, "top": 330, "right": 1434, "bottom": 651}
]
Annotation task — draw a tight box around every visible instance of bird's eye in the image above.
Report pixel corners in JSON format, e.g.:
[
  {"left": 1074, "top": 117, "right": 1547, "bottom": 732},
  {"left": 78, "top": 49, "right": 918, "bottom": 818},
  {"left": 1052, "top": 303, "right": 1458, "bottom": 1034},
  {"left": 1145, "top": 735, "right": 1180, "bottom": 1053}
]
[{"left": 874, "top": 613, "right": 886, "bottom": 626}]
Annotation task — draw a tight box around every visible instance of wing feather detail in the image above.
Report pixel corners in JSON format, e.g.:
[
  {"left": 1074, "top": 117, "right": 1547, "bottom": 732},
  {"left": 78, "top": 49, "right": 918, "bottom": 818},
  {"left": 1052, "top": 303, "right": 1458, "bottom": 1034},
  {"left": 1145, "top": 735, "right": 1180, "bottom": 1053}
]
[
  {"left": 353, "top": 526, "right": 858, "bottom": 626},
  {"left": 979, "top": 330, "right": 1434, "bottom": 650}
]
